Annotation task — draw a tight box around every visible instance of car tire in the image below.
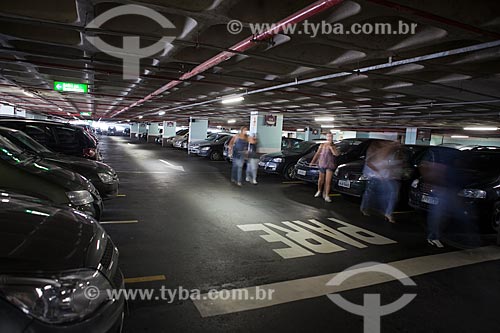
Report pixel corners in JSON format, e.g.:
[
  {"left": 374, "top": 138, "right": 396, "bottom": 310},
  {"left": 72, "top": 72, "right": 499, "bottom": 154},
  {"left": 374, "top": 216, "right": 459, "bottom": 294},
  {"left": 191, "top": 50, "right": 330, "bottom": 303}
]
[
  {"left": 209, "top": 150, "right": 221, "bottom": 161},
  {"left": 492, "top": 201, "right": 500, "bottom": 232},
  {"left": 283, "top": 164, "right": 295, "bottom": 180}
]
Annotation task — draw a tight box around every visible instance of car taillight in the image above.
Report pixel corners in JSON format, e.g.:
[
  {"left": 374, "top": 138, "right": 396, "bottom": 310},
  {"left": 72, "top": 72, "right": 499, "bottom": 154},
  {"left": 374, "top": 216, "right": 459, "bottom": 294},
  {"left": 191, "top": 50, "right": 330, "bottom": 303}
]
[{"left": 83, "top": 148, "right": 97, "bottom": 158}]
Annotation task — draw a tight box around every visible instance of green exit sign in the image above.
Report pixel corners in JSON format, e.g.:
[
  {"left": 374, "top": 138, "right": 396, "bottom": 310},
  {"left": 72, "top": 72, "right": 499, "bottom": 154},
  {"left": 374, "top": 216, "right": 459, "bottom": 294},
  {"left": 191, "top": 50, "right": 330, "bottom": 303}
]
[
  {"left": 54, "top": 81, "right": 88, "bottom": 93},
  {"left": 80, "top": 112, "right": 92, "bottom": 117}
]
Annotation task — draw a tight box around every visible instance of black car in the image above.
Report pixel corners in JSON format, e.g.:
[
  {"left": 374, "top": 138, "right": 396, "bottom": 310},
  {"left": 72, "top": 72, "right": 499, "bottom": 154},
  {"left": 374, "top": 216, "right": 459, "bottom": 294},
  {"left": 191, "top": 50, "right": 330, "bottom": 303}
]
[
  {"left": 259, "top": 141, "right": 318, "bottom": 179},
  {"left": 293, "top": 138, "right": 370, "bottom": 183},
  {"left": 0, "top": 192, "right": 124, "bottom": 332},
  {"left": 0, "top": 119, "right": 101, "bottom": 161},
  {"left": 196, "top": 135, "right": 232, "bottom": 160},
  {"left": 409, "top": 148, "right": 500, "bottom": 232},
  {"left": 224, "top": 137, "right": 303, "bottom": 162},
  {"left": 331, "top": 144, "right": 427, "bottom": 200},
  {"left": 0, "top": 135, "right": 103, "bottom": 219},
  {"left": 0, "top": 127, "right": 119, "bottom": 199}
]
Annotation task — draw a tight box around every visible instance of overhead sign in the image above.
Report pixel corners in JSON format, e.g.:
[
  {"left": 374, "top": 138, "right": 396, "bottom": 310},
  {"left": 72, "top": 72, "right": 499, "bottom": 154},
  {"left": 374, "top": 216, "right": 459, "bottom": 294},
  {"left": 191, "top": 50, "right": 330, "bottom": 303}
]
[
  {"left": 54, "top": 81, "right": 88, "bottom": 93},
  {"left": 80, "top": 112, "right": 92, "bottom": 117}
]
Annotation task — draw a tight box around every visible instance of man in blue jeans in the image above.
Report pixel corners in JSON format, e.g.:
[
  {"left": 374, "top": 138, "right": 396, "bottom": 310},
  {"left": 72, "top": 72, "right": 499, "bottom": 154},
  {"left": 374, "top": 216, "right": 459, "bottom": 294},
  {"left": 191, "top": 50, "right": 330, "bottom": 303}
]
[{"left": 228, "top": 127, "right": 248, "bottom": 186}]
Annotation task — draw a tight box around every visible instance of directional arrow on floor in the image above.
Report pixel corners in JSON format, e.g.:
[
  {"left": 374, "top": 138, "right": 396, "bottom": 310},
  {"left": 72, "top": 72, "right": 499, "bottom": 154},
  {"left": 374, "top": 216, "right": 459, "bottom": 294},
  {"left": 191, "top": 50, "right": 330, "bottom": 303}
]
[{"left": 159, "top": 159, "right": 185, "bottom": 172}]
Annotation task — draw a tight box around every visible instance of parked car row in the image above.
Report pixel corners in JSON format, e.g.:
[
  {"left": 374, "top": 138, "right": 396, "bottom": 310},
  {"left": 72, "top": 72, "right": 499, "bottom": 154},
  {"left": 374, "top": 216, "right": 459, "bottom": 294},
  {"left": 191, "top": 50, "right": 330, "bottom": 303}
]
[{"left": 0, "top": 119, "right": 125, "bottom": 330}]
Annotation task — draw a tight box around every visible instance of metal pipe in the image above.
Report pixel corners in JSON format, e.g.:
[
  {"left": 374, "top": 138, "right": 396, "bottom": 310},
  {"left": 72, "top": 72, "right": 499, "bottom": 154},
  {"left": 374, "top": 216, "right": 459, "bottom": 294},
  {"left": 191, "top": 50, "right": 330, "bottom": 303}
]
[{"left": 110, "top": 0, "right": 345, "bottom": 117}]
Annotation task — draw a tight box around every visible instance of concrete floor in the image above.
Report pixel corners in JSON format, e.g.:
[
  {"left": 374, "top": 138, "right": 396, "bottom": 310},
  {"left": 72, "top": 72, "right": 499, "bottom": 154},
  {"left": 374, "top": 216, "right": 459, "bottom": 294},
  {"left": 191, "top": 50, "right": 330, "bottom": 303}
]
[{"left": 98, "top": 136, "right": 500, "bottom": 333}]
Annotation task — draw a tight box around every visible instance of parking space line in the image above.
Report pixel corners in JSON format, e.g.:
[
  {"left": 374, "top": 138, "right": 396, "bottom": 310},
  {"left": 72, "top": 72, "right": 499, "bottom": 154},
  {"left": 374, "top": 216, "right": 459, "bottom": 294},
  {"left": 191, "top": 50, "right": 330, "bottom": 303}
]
[
  {"left": 193, "top": 246, "right": 500, "bottom": 317},
  {"left": 117, "top": 194, "right": 127, "bottom": 197},
  {"left": 282, "top": 181, "right": 306, "bottom": 184},
  {"left": 100, "top": 220, "right": 139, "bottom": 224},
  {"left": 124, "top": 275, "right": 167, "bottom": 284},
  {"left": 329, "top": 193, "right": 341, "bottom": 197}
]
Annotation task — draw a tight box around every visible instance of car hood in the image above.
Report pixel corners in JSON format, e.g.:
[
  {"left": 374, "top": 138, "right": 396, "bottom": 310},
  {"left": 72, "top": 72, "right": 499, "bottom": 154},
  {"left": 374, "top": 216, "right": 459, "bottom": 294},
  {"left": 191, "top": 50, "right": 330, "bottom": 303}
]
[
  {"left": 337, "top": 160, "right": 364, "bottom": 172},
  {"left": 0, "top": 194, "right": 101, "bottom": 272},
  {"left": 40, "top": 152, "right": 114, "bottom": 175},
  {"left": 16, "top": 156, "right": 92, "bottom": 192}
]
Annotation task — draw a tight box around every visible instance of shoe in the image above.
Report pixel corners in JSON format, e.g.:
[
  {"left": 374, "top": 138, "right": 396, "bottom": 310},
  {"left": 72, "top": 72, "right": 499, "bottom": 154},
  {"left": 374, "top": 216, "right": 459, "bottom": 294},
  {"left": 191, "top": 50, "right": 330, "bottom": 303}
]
[
  {"left": 385, "top": 215, "right": 396, "bottom": 224},
  {"left": 237, "top": 182, "right": 242, "bottom": 187},
  {"left": 427, "top": 239, "right": 444, "bottom": 248},
  {"left": 245, "top": 177, "right": 251, "bottom": 182},
  {"left": 324, "top": 196, "right": 332, "bottom": 203},
  {"left": 361, "top": 210, "right": 370, "bottom": 217},
  {"left": 252, "top": 180, "right": 258, "bottom": 185},
  {"left": 314, "top": 191, "right": 322, "bottom": 198}
]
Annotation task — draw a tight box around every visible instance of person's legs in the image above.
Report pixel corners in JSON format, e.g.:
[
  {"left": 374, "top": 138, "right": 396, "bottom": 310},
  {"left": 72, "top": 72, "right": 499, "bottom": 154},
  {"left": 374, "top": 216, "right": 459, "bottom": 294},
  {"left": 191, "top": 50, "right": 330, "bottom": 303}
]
[
  {"left": 235, "top": 156, "right": 244, "bottom": 185},
  {"left": 245, "top": 159, "right": 252, "bottom": 182},
  {"left": 323, "top": 169, "right": 333, "bottom": 202},
  {"left": 427, "top": 187, "right": 447, "bottom": 243},
  {"left": 250, "top": 159, "right": 259, "bottom": 183},
  {"left": 384, "top": 180, "right": 400, "bottom": 222},
  {"left": 361, "top": 179, "right": 374, "bottom": 214},
  {"left": 316, "top": 171, "right": 325, "bottom": 197},
  {"left": 231, "top": 156, "right": 238, "bottom": 182}
]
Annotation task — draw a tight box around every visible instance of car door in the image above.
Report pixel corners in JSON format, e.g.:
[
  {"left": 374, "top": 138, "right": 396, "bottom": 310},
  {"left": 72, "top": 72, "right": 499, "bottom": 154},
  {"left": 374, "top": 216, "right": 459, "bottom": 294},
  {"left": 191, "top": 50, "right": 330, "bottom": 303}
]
[
  {"left": 22, "top": 123, "right": 58, "bottom": 150},
  {"left": 51, "top": 126, "right": 83, "bottom": 156}
]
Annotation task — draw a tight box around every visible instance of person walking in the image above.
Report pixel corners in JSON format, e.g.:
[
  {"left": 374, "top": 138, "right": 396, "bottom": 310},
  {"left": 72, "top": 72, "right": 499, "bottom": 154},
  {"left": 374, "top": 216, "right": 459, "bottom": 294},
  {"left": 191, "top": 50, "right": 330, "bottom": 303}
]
[
  {"left": 246, "top": 134, "right": 259, "bottom": 185},
  {"left": 310, "top": 133, "right": 340, "bottom": 202},
  {"left": 228, "top": 127, "right": 248, "bottom": 186}
]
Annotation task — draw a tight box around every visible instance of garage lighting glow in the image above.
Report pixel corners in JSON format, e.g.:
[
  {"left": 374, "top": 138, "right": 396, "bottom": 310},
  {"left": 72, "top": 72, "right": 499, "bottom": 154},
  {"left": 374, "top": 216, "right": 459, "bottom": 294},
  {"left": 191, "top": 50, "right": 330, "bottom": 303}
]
[
  {"left": 321, "top": 124, "right": 335, "bottom": 128},
  {"left": 315, "top": 117, "right": 334, "bottom": 122},
  {"left": 158, "top": 111, "right": 166, "bottom": 116},
  {"left": 227, "top": 119, "right": 237, "bottom": 124},
  {"left": 221, "top": 96, "right": 244, "bottom": 104},
  {"left": 138, "top": 116, "right": 143, "bottom": 119},
  {"left": 23, "top": 91, "right": 35, "bottom": 98},
  {"left": 451, "top": 135, "right": 469, "bottom": 139},
  {"left": 66, "top": 112, "right": 71, "bottom": 116},
  {"left": 463, "top": 127, "right": 498, "bottom": 131},
  {"left": 296, "top": 128, "right": 305, "bottom": 132}
]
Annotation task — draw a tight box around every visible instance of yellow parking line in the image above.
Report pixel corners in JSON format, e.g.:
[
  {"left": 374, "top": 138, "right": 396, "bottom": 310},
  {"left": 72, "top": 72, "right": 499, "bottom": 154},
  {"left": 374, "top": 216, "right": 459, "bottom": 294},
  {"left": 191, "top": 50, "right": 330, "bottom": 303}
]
[
  {"left": 124, "top": 275, "right": 167, "bottom": 284},
  {"left": 100, "top": 220, "right": 139, "bottom": 225},
  {"left": 117, "top": 194, "right": 127, "bottom": 197},
  {"left": 329, "top": 194, "right": 341, "bottom": 197}
]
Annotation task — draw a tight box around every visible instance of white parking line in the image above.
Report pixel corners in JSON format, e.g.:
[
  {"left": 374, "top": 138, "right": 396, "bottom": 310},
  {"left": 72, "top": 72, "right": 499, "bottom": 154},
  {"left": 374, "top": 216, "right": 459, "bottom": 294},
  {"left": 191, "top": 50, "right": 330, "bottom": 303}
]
[
  {"left": 159, "top": 159, "right": 185, "bottom": 172},
  {"left": 100, "top": 220, "right": 139, "bottom": 225},
  {"left": 193, "top": 246, "right": 500, "bottom": 317}
]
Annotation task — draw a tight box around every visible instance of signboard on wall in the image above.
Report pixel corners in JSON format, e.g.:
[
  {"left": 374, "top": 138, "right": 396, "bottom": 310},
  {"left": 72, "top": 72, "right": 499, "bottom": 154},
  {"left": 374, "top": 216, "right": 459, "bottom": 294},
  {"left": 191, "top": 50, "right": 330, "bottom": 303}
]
[
  {"left": 166, "top": 121, "right": 175, "bottom": 128},
  {"left": 264, "top": 115, "right": 277, "bottom": 126}
]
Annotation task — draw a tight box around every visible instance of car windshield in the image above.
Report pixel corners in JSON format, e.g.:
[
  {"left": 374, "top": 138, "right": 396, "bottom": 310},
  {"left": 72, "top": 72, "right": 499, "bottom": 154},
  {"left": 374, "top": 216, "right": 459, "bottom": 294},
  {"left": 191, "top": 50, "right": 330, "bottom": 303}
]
[
  {"left": 285, "top": 141, "right": 316, "bottom": 153},
  {"left": 206, "top": 133, "right": 218, "bottom": 141},
  {"left": 9, "top": 131, "right": 52, "bottom": 154},
  {"left": 460, "top": 152, "right": 500, "bottom": 174},
  {"left": 0, "top": 135, "right": 29, "bottom": 163}
]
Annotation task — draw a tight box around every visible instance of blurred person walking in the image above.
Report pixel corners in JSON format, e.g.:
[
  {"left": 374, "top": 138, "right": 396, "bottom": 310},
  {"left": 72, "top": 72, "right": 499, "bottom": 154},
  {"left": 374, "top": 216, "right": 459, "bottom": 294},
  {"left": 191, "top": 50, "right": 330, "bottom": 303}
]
[
  {"left": 310, "top": 133, "right": 340, "bottom": 202},
  {"left": 228, "top": 127, "right": 248, "bottom": 186},
  {"left": 246, "top": 134, "right": 259, "bottom": 185},
  {"left": 360, "top": 140, "right": 403, "bottom": 223}
]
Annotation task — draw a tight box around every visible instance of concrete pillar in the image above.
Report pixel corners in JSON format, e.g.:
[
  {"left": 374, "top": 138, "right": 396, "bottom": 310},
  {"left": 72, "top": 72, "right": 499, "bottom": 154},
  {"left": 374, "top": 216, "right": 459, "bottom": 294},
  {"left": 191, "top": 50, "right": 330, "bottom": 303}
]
[
  {"left": 249, "top": 112, "right": 283, "bottom": 153},
  {"left": 162, "top": 121, "right": 177, "bottom": 146},
  {"left": 304, "top": 127, "right": 320, "bottom": 141},
  {"left": 405, "top": 128, "right": 431, "bottom": 145},
  {"left": 188, "top": 118, "right": 208, "bottom": 149},
  {"left": 130, "top": 123, "right": 139, "bottom": 139},
  {"left": 147, "top": 123, "right": 160, "bottom": 143}
]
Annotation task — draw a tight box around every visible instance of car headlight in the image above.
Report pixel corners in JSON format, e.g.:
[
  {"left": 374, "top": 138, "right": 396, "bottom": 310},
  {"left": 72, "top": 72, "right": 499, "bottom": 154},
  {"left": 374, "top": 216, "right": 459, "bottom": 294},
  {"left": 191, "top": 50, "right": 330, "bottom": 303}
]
[
  {"left": 97, "top": 173, "right": 114, "bottom": 184},
  {"left": 358, "top": 174, "right": 369, "bottom": 181},
  {"left": 66, "top": 190, "right": 94, "bottom": 205},
  {"left": 411, "top": 179, "right": 420, "bottom": 189},
  {"left": 457, "top": 189, "right": 487, "bottom": 199},
  {"left": 201, "top": 147, "right": 210, "bottom": 151},
  {"left": 0, "top": 269, "right": 112, "bottom": 324},
  {"left": 272, "top": 157, "right": 283, "bottom": 163}
]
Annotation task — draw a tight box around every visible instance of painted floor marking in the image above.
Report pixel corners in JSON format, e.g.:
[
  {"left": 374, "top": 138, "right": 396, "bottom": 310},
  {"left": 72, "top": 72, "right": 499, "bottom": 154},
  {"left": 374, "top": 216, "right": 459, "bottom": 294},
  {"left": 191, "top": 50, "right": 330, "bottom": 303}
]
[
  {"left": 100, "top": 220, "right": 139, "bottom": 225},
  {"left": 124, "top": 275, "right": 167, "bottom": 284}
]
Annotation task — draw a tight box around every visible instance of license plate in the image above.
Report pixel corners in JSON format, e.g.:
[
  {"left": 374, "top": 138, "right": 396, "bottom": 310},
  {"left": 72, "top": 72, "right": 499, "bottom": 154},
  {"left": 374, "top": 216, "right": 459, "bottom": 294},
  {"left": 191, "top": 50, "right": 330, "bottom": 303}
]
[
  {"left": 421, "top": 195, "right": 439, "bottom": 205},
  {"left": 297, "top": 169, "right": 307, "bottom": 176},
  {"left": 338, "top": 179, "right": 351, "bottom": 188}
]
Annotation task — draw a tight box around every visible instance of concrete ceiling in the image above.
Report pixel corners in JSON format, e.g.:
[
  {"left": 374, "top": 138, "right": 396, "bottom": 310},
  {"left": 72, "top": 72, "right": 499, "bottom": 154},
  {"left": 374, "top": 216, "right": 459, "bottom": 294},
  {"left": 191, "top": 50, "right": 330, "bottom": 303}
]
[{"left": 0, "top": 0, "right": 499, "bottom": 131}]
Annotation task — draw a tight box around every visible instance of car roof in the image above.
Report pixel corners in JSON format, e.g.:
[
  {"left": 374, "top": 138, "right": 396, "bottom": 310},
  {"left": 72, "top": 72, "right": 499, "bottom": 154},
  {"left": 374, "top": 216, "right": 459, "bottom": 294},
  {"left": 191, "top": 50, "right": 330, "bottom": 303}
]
[{"left": 0, "top": 118, "right": 80, "bottom": 129}]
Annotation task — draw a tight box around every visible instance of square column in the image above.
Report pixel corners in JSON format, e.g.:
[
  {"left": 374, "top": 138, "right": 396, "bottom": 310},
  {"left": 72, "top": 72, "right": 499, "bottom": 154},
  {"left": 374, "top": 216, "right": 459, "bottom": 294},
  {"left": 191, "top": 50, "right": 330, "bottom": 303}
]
[
  {"left": 162, "top": 121, "right": 177, "bottom": 146},
  {"left": 188, "top": 118, "right": 208, "bottom": 149},
  {"left": 405, "top": 128, "right": 431, "bottom": 145},
  {"left": 147, "top": 123, "right": 161, "bottom": 143},
  {"left": 304, "top": 127, "right": 320, "bottom": 141},
  {"left": 250, "top": 112, "right": 283, "bottom": 154},
  {"left": 130, "top": 123, "right": 139, "bottom": 139}
]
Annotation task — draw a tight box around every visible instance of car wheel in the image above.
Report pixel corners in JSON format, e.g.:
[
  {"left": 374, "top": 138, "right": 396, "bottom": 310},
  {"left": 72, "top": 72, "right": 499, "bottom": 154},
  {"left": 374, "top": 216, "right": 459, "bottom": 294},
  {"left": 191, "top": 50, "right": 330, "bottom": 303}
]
[
  {"left": 283, "top": 164, "right": 295, "bottom": 180},
  {"left": 492, "top": 201, "right": 500, "bottom": 232},
  {"left": 209, "top": 150, "right": 221, "bottom": 161}
]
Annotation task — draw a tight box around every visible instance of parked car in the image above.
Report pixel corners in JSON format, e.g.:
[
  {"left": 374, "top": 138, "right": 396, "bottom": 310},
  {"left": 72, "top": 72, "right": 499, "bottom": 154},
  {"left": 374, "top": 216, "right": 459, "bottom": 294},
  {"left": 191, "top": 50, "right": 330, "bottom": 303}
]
[
  {"left": 188, "top": 133, "right": 231, "bottom": 155},
  {"left": 331, "top": 144, "right": 427, "bottom": 201},
  {"left": 166, "top": 129, "right": 189, "bottom": 147},
  {"left": 409, "top": 148, "right": 500, "bottom": 232},
  {"left": 195, "top": 135, "right": 232, "bottom": 160},
  {"left": 259, "top": 141, "right": 319, "bottom": 179},
  {"left": 224, "top": 137, "right": 303, "bottom": 162},
  {"left": 0, "top": 192, "right": 124, "bottom": 332},
  {"left": 293, "top": 138, "right": 369, "bottom": 183},
  {"left": 173, "top": 132, "right": 189, "bottom": 149},
  {"left": 0, "top": 126, "right": 119, "bottom": 199},
  {"left": 0, "top": 119, "right": 101, "bottom": 161},
  {"left": 0, "top": 135, "right": 103, "bottom": 219}
]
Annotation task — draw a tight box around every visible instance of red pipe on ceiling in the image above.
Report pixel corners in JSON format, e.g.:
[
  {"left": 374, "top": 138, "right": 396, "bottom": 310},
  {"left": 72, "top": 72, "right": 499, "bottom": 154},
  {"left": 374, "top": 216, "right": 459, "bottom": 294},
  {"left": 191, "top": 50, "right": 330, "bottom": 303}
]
[{"left": 109, "top": 0, "right": 345, "bottom": 117}]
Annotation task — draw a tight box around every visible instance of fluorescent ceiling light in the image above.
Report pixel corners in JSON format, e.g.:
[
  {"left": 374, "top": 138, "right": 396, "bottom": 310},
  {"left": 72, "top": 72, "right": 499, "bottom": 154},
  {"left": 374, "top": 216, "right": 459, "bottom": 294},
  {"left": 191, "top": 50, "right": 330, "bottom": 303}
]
[
  {"left": 321, "top": 124, "right": 335, "bottom": 128},
  {"left": 138, "top": 116, "right": 143, "bottom": 119},
  {"left": 463, "top": 127, "right": 498, "bottom": 131},
  {"left": 315, "top": 117, "right": 334, "bottom": 122},
  {"left": 66, "top": 112, "right": 71, "bottom": 116},
  {"left": 23, "top": 91, "right": 35, "bottom": 98},
  {"left": 57, "top": 107, "right": 63, "bottom": 111},
  {"left": 451, "top": 135, "right": 469, "bottom": 139},
  {"left": 296, "top": 128, "right": 305, "bottom": 132},
  {"left": 227, "top": 119, "right": 236, "bottom": 124},
  {"left": 158, "top": 111, "right": 166, "bottom": 116},
  {"left": 221, "top": 96, "right": 244, "bottom": 104}
]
